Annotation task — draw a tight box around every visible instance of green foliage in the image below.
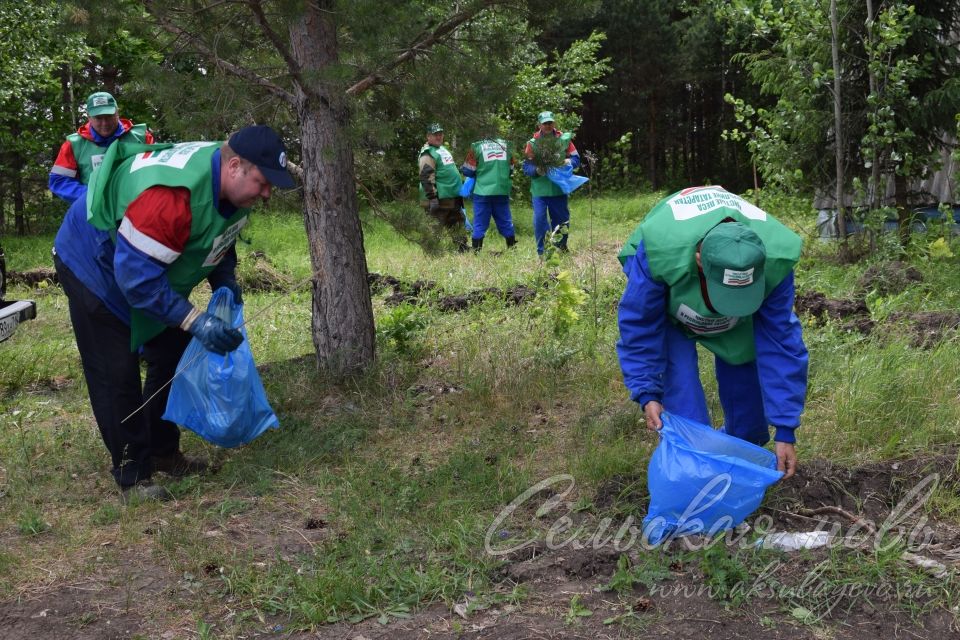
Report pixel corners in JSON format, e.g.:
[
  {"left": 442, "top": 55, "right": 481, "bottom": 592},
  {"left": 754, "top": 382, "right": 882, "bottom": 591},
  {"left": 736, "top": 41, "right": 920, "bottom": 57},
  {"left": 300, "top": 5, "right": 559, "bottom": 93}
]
[
  {"left": 544, "top": 270, "right": 588, "bottom": 338},
  {"left": 928, "top": 237, "right": 954, "bottom": 260},
  {"left": 17, "top": 507, "right": 50, "bottom": 536},
  {"left": 376, "top": 303, "right": 427, "bottom": 355},
  {"left": 530, "top": 133, "right": 574, "bottom": 174},
  {"left": 595, "top": 132, "right": 646, "bottom": 192},
  {"left": 716, "top": 0, "right": 960, "bottom": 208},
  {"left": 602, "top": 553, "right": 672, "bottom": 594},
  {"left": 91, "top": 504, "right": 120, "bottom": 526},
  {"left": 699, "top": 543, "right": 751, "bottom": 605},
  {"left": 498, "top": 30, "right": 612, "bottom": 139},
  {"left": 563, "top": 594, "right": 593, "bottom": 625}
]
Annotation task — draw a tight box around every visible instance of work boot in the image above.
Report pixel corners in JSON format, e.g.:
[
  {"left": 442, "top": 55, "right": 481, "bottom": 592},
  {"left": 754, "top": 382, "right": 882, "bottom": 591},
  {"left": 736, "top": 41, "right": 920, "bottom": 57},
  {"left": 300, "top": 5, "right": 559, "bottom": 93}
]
[
  {"left": 120, "top": 480, "right": 173, "bottom": 505},
  {"left": 472, "top": 237, "right": 484, "bottom": 253},
  {"left": 505, "top": 235, "right": 517, "bottom": 249},
  {"left": 151, "top": 452, "right": 209, "bottom": 477}
]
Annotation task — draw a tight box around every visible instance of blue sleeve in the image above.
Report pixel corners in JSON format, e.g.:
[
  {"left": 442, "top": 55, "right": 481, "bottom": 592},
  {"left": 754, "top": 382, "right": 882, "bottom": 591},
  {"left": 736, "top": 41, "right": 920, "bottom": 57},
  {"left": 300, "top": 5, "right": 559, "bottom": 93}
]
[
  {"left": 522, "top": 159, "right": 537, "bottom": 177},
  {"left": 206, "top": 245, "right": 238, "bottom": 290},
  {"left": 616, "top": 243, "right": 669, "bottom": 406},
  {"left": 49, "top": 173, "right": 87, "bottom": 205},
  {"left": 113, "top": 234, "right": 195, "bottom": 328},
  {"left": 754, "top": 271, "right": 808, "bottom": 443}
]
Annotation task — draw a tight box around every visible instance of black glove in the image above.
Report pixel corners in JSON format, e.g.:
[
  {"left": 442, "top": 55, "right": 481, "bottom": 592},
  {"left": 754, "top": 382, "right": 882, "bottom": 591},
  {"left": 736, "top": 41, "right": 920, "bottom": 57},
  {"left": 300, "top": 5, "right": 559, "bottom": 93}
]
[{"left": 188, "top": 312, "right": 243, "bottom": 355}]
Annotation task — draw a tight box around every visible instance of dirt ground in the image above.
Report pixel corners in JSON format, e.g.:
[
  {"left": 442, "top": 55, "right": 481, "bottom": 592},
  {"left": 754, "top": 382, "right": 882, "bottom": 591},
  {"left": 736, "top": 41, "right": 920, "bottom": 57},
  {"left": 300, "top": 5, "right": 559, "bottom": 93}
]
[
  {"left": 794, "top": 257, "right": 960, "bottom": 346},
  {"left": 3, "top": 452, "right": 958, "bottom": 639}
]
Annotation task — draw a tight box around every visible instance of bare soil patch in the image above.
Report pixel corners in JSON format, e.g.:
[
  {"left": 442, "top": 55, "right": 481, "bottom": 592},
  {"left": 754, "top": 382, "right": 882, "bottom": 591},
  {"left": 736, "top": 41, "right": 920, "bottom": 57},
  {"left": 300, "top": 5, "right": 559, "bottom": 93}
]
[
  {"left": 369, "top": 272, "right": 537, "bottom": 311},
  {"left": 7, "top": 267, "right": 57, "bottom": 288},
  {"left": 857, "top": 260, "right": 923, "bottom": 296}
]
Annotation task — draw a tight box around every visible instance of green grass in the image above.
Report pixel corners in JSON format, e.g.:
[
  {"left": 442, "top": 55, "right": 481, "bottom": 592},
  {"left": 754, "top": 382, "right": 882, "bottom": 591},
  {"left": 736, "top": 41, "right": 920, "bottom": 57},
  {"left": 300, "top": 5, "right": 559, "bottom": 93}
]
[{"left": 2, "top": 190, "right": 960, "bottom": 633}]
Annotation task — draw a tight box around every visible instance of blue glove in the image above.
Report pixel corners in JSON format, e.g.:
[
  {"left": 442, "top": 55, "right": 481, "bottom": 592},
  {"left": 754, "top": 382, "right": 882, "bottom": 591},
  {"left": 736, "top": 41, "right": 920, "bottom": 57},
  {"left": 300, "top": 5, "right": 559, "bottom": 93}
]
[{"left": 188, "top": 312, "right": 243, "bottom": 355}]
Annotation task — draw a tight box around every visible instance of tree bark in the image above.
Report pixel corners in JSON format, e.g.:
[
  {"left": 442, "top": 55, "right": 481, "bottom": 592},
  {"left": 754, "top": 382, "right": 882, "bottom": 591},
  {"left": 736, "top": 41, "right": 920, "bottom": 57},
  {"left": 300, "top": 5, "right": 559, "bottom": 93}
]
[
  {"left": 289, "top": 2, "right": 375, "bottom": 374},
  {"left": 830, "top": 0, "right": 848, "bottom": 248},
  {"left": 895, "top": 172, "right": 911, "bottom": 246}
]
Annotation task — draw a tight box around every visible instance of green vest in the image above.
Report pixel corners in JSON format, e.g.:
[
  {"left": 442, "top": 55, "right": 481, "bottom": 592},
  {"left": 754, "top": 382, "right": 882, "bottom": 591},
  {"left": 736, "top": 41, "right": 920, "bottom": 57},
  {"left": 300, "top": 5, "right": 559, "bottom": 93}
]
[
  {"left": 618, "top": 187, "right": 802, "bottom": 365},
  {"left": 527, "top": 133, "right": 571, "bottom": 198},
  {"left": 471, "top": 139, "right": 512, "bottom": 196},
  {"left": 419, "top": 144, "right": 463, "bottom": 200},
  {"left": 87, "top": 141, "right": 250, "bottom": 349},
  {"left": 68, "top": 123, "right": 148, "bottom": 184}
]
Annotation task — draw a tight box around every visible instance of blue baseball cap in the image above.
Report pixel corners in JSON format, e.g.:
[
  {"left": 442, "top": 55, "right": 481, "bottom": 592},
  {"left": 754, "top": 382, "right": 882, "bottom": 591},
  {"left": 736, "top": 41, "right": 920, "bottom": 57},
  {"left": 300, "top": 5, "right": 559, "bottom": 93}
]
[{"left": 228, "top": 125, "right": 295, "bottom": 188}]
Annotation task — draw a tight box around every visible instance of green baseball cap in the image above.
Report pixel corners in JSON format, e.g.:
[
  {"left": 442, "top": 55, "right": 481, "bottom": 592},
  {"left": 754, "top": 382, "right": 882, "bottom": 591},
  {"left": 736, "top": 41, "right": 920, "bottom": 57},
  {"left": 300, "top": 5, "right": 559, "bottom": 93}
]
[
  {"left": 537, "top": 111, "right": 555, "bottom": 124},
  {"left": 86, "top": 91, "right": 118, "bottom": 117},
  {"left": 426, "top": 122, "right": 444, "bottom": 134},
  {"left": 699, "top": 222, "right": 766, "bottom": 317}
]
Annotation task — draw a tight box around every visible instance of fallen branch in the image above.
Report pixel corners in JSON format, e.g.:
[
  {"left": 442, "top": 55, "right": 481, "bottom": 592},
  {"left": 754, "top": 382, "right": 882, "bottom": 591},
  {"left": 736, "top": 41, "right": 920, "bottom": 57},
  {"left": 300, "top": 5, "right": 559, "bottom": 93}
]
[{"left": 798, "top": 506, "right": 877, "bottom": 535}]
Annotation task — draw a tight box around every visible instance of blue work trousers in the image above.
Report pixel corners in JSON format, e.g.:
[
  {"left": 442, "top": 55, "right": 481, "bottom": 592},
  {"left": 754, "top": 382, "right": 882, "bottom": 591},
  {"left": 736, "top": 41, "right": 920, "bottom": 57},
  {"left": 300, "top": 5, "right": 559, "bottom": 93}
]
[
  {"left": 661, "top": 321, "right": 770, "bottom": 446},
  {"left": 532, "top": 195, "right": 570, "bottom": 254},
  {"left": 472, "top": 195, "right": 515, "bottom": 240}
]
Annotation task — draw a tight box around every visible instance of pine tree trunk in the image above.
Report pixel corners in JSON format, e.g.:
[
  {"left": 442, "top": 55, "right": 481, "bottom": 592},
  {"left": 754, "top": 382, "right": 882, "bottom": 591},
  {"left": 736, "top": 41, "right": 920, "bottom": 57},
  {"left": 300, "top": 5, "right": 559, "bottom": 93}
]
[
  {"left": 289, "top": 2, "right": 375, "bottom": 375},
  {"left": 830, "top": 0, "right": 848, "bottom": 250}
]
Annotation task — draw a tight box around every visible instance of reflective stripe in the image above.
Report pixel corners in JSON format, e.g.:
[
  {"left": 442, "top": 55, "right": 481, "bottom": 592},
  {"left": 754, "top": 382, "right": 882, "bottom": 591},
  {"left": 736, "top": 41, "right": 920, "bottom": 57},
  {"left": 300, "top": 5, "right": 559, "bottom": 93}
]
[
  {"left": 118, "top": 217, "right": 182, "bottom": 264},
  {"left": 50, "top": 165, "right": 78, "bottom": 178}
]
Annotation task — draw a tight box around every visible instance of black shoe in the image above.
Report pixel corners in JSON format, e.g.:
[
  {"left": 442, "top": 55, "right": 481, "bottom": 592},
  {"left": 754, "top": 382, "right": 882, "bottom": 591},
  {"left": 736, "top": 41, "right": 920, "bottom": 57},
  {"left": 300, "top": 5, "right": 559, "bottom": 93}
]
[
  {"left": 505, "top": 235, "right": 517, "bottom": 248},
  {"left": 151, "top": 452, "right": 209, "bottom": 477},
  {"left": 120, "top": 480, "right": 173, "bottom": 505},
  {"left": 472, "top": 237, "right": 484, "bottom": 252}
]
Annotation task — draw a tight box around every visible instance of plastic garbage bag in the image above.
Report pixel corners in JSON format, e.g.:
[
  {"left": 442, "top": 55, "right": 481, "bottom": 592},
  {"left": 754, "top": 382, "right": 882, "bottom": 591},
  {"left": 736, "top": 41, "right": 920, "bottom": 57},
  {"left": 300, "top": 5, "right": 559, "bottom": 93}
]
[
  {"left": 757, "top": 531, "right": 832, "bottom": 551},
  {"left": 643, "top": 412, "right": 783, "bottom": 546},
  {"left": 460, "top": 176, "right": 475, "bottom": 199},
  {"left": 546, "top": 165, "right": 589, "bottom": 194},
  {"left": 163, "top": 287, "right": 279, "bottom": 448}
]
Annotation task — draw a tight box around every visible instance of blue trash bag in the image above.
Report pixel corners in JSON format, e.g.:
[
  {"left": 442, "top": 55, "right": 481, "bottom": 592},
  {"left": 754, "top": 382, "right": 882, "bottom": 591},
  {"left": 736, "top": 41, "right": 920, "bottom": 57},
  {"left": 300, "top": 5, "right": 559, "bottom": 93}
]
[
  {"left": 643, "top": 413, "right": 783, "bottom": 546},
  {"left": 163, "top": 288, "right": 279, "bottom": 448},
  {"left": 546, "top": 165, "right": 589, "bottom": 194},
  {"left": 459, "top": 176, "right": 476, "bottom": 199}
]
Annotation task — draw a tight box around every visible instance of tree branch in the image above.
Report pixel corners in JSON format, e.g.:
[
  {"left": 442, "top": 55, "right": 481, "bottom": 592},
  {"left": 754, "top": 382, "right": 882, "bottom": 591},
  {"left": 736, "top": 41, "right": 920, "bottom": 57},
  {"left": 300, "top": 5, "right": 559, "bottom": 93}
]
[
  {"left": 245, "top": 0, "right": 307, "bottom": 92},
  {"left": 143, "top": 0, "right": 296, "bottom": 106},
  {"left": 345, "top": 0, "right": 511, "bottom": 97}
]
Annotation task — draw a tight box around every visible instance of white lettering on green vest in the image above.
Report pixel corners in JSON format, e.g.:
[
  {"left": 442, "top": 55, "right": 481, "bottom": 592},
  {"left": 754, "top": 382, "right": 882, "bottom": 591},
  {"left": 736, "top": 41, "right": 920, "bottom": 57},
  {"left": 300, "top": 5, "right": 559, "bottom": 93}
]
[
  {"left": 436, "top": 147, "right": 455, "bottom": 165},
  {"left": 668, "top": 187, "right": 768, "bottom": 222},
  {"left": 481, "top": 141, "right": 508, "bottom": 162},
  {"left": 203, "top": 218, "right": 249, "bottom": 267},
  {"left": 675, "top": 303, "right": 739, "bottom": 335},
  {"left": 130, "top": 142, "right": 217, "bottom": 173}
]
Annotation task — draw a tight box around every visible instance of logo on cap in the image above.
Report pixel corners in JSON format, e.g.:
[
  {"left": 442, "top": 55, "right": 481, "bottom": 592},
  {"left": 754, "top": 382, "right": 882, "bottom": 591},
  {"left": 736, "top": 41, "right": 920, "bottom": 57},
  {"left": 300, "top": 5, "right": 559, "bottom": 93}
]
[{"left": 722, "top": 268, "right": 754, "bottom": 286}]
